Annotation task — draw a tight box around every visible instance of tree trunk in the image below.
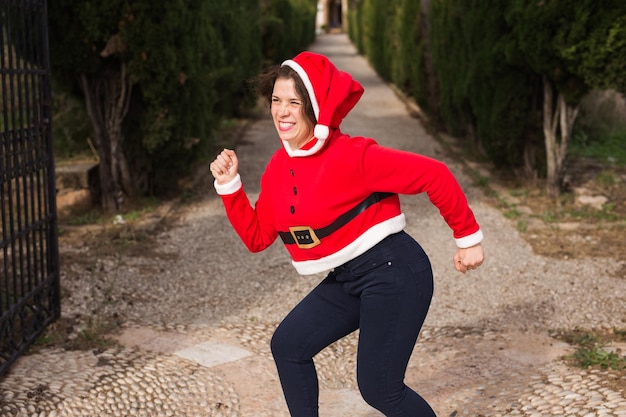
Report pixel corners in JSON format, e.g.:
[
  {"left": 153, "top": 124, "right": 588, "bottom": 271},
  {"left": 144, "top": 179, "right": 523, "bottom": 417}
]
[
  {"left": 79, "top": 63, "right": 133, "bottom": 212},
  {"left": 542, "top": 76, "right": 579, "bottom": 198},
  {"left": 522, "top": 137, "right": 538, "bottom": 186}
]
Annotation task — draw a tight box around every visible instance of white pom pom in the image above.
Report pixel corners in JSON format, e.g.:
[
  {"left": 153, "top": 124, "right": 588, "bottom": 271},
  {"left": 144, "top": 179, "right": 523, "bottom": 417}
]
[{"left": 314, "top": 124, "right": 329, "bottom": 140}]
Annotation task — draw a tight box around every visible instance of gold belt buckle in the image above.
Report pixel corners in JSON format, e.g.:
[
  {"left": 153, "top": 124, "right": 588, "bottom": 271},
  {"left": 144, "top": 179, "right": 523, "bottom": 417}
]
[{"left": 289, "top": 226, "right": 321, "bottom": 249}]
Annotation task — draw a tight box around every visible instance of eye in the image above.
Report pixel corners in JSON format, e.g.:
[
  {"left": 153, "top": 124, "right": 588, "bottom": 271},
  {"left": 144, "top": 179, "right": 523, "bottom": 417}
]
[{"left": 290, "top": 100, "right": 302, "bottom": 106}]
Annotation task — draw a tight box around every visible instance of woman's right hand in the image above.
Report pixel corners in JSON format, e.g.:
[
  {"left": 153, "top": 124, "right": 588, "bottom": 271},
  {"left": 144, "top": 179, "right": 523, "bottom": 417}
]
[
  {"left": 210, "top": 149, "right": 239, "bottom": 185},
  {"left": 453, "top": 243, "right": 485, "bottom": 274}
]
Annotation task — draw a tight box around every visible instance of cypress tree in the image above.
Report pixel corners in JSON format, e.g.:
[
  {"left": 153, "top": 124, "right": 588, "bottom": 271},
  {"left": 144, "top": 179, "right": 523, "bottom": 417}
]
[{"left": 48, "top": 1, "right": 263, "bottom": 207}]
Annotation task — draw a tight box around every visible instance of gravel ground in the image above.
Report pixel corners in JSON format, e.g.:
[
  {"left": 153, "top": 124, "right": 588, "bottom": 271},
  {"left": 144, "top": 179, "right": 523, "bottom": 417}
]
[{"left": 1, "top": 33, "right": 625, "bottom": 417}]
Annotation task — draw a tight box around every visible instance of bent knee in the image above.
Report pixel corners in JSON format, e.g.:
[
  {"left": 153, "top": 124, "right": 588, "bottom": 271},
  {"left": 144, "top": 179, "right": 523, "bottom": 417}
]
[
  {"left": 358, "top": 376, "right": 406, "bottom": 411},
  {"left": 270, "top": 324, "right": 300, "bottom": 359},
  {"left": 271, "top": 323, "right": 321, "bottom": 363}
]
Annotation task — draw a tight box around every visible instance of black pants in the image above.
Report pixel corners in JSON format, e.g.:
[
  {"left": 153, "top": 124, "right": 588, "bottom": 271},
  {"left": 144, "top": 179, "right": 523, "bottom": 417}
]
[{"left": 271, "top": 231, "right": 436, "bottom": 416}]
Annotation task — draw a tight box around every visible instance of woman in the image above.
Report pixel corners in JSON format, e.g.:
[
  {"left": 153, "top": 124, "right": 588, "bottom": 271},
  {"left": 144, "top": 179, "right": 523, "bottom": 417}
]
[{"left": 210, "top": 52, "right": 484, "bottom": 417}]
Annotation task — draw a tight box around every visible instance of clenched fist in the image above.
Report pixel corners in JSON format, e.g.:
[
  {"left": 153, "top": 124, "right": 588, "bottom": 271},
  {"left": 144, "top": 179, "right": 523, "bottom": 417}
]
[
  {"left": 210, "top": 149, "right": 239, "bottom": 185},
  {"left": 453, "top": 243, "right": 485, "bottom": 274}
]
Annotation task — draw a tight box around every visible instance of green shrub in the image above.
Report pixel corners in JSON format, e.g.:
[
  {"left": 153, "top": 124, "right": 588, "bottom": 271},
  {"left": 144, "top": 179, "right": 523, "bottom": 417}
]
[{"left": 262, "top": 0, "right": 317, "bottom": 64}]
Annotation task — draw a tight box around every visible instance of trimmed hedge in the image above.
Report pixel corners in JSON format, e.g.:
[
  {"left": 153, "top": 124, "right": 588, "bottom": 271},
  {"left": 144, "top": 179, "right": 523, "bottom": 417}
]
[
  {"left": 262, "top": 0, "right": 317, "bottom": 64},
  {"left": 349, "top": 0, "right": 537, "bottom": 168},
  {"left": 349, "top": 0, "right": 626, "bottom": 175},
  {"left": 348, "top": 0, "right": 430, "bottom": 115},
  {"left": 430, "top": 0, "right": 539, "bottom": 168}
]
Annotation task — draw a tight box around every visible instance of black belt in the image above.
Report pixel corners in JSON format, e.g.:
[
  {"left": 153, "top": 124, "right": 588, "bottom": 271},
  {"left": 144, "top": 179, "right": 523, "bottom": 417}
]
[{"left": 279, "top": 192, "right": 395, "bottom": 249}]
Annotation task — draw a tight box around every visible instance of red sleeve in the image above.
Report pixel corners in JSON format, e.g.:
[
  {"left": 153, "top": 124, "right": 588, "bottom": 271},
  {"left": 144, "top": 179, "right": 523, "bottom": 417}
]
[
  {"left": 219, "top": 180, "right": 278, "bottom": 253},
  {"left": 361, "top": 142, "right": 480, "bottom": 240}
]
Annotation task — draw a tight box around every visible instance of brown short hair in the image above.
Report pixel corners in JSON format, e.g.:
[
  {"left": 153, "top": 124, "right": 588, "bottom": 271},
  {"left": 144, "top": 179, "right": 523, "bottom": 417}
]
[{"left": 255, "top": 65, "right": 317, "bottom": 126}]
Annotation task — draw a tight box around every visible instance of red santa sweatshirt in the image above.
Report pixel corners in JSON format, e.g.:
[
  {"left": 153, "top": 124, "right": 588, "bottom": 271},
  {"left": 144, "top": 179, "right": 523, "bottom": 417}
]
[{"left": 215, "top": 129, "right": 483, "bottom": 275}]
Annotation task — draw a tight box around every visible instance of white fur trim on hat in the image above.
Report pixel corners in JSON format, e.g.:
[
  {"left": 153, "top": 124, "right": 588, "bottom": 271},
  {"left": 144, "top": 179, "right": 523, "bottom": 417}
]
[
  {"left": 282, "top": 59, "right": 329, "bottom": 141},
  {"left": 281, "top": 59, "right": 319, "bottom": 120}
]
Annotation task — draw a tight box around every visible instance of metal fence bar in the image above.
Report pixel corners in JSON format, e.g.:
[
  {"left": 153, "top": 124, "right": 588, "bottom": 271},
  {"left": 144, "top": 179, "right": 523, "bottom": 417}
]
[{"left": 0, "top": 0, "right": 59, "bottom": 377}]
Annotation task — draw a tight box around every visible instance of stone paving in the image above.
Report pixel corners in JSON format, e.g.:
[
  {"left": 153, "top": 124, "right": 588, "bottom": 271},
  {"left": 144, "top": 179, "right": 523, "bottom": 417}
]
[
  {"left": 1, "top": 33, "right": 625, "bottom": 417},
  {"left": 2, "top": 323, "right": 625, "bottom": 416}
]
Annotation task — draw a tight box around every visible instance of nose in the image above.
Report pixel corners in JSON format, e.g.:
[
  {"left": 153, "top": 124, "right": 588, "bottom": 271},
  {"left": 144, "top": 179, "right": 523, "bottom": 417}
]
[{"left": 276, "top": 102, "right": 289, "bottom": 116}]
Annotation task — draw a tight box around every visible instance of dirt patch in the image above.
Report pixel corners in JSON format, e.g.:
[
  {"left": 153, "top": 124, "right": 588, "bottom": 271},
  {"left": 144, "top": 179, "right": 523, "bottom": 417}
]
[
  {"left": 483, "top": 159, "right": 626, "bottom": 269},
  {"left": 523, "top": 227, "right": 626, "bottom": 269}
]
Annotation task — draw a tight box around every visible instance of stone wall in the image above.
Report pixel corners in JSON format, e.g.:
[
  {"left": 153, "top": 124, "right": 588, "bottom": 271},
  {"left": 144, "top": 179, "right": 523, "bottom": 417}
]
[
  {"left": 55, "top": 162, "right": 99, "bottom": 214},
  {"left": 579, "top": 89, "right": 626, "bottom": 132}
]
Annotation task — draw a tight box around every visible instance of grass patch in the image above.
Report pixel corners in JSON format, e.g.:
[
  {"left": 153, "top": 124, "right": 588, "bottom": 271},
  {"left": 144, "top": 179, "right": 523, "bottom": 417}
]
[
  {"left": 597, "top": 170, "right": 617, "bottom": 186},
  {"left": 503, "top": 206, "right": 522, "bottom": 220},
  {"left": 552, "top": 328, "right": 626, "bottom": 371},
  {"left": 538, "top": 204, "right": 621, "bottom": 224},
  {"left": 570, "top": 130, "right": 626, "bottom": 166},
  {"left": 60, "top": 195, "right": 162, "bottom": 228},
  {"left": 574, "top": 346, "right": 625, "bottom": 370},
  {"left": 32, "top": 316, "right": 119, "bottom": 352},
  {"left": 67, "top": 210, "right": 103, "bottom": 226},
  {"left": 565, "top": 204, "right": 620, "bottom": 222},
  {"left": 468, "top": 169, "right": 491, "bottom": 189}
]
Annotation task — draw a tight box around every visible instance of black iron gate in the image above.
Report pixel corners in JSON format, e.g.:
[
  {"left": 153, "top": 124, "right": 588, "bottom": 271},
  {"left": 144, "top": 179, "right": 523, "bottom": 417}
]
[{"left": 0, "top": 0, "right": 59, "bottom": 376}]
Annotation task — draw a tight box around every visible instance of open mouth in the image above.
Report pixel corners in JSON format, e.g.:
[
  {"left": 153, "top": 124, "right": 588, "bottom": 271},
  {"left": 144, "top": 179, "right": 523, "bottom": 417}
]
[{"left": 278, "top": 121, "right": 294, "bottom": 131}]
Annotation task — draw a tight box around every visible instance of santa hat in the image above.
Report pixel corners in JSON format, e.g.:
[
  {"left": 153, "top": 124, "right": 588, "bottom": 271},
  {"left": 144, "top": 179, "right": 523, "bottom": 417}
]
[{"left": 281, "top": 52, "right": 364, "bottom": 156}]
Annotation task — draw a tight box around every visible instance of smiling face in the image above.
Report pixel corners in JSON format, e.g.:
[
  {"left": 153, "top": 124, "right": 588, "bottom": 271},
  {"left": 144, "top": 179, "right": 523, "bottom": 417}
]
[{"left": 271, "top": 77, "right": 315, "bottom": 151}]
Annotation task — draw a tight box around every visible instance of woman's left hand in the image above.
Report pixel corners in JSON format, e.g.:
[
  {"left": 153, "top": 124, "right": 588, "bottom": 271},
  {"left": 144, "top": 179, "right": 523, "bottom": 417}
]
[{"left": 453, "top": 243, "right": 485, "bottom": 274}]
